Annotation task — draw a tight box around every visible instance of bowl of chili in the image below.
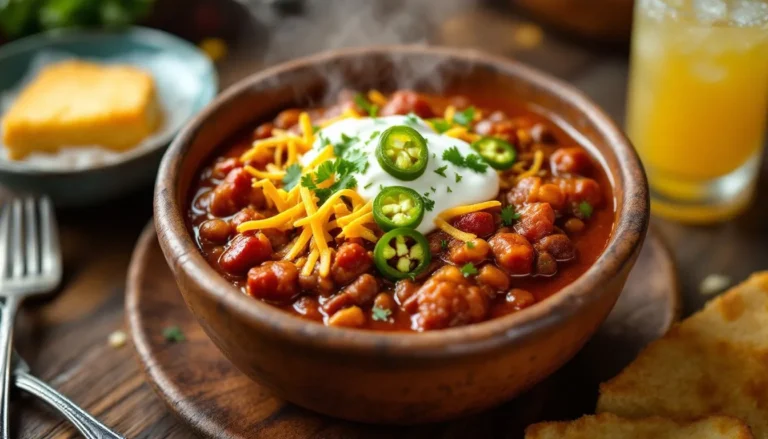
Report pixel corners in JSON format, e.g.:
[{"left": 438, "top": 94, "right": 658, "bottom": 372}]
[{"left": 154, "top": 45, "right": 648, "bottom": 424}]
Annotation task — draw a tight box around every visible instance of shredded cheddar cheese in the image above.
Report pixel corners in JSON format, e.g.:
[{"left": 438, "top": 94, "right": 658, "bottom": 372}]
[
  {"left": 368, "top": 90, "right": 388, "bottom": 106},
  {"left": 515, "top": 149, "right": 544, "bottom": 182},
  {"left": 444, "top": 105, "right": 456, "bottom": 123}
]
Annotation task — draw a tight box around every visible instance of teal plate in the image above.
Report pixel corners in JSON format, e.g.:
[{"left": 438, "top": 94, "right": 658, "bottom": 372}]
[{"left": 0, "top": 26, "right": 217, "bottom": 206}]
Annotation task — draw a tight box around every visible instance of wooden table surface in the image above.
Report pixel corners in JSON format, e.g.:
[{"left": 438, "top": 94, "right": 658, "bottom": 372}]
[{"left": 11, "top": 1, "right": 768, "bottom": 438}]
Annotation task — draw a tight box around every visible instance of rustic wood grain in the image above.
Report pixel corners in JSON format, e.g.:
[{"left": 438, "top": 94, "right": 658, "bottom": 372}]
[
  {"left": 125, "top": 224, "right": 676, "bottom": 439},
  {"left": 9, "top": 0, "right": 767, "bottom": 437}
]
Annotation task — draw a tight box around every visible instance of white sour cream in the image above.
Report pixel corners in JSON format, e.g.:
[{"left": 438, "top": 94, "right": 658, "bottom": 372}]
[{"left": 300, "top": 115, "right": 500, "bottom": 234}]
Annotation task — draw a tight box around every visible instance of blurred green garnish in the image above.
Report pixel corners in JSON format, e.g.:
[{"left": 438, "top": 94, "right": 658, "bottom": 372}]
[{"left": 0, "top": 0, "right": 154, "bottom": 39}]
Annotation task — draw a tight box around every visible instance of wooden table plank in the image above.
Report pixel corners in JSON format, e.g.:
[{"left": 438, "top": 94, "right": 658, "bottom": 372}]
[{"left": 9, "top": 1, "right": 768, "bottom": 438}]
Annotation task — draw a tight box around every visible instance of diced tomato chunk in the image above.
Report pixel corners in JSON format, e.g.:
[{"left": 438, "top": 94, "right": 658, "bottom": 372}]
[{"left": 453, "top": 212, "right": 495, "bottom": 238}]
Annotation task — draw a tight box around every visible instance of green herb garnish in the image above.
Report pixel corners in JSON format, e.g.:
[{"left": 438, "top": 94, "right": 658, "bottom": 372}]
[
  {"left": 440, "top": 239, "right": 449, "bottom": 250},
  {"left": 442, "top": 146, "right": 487, "bottom": 174},
  {"left": 372, "top": 306, "right": 392, "bottom": 322},
  {"left": 501, "top": 205, "right": 522, "bottom": 226},
  {"left": 422, "top": 195, "right": 435, "bottom": 212},
  {"left": 429, "top": 118, "right": 453, "bottom": 133},
  {"left": 434, "top": 165, "right": 448, "bottom": 178},
  {"left": 579, "top": 201, "right": 594, "bottom": 219},
  {"left": 455, "top": 173, "right": 463, "bottom": 183},
  {"left": 452, "top": 106, "right": 476, "bottom": 128},
  {"left": 447, "top": 187, "right": 453, "bottom": 193},
  {"left": 162, "top": 326, "right": 185, "bottom": 343},
  {"left": 301, "top": 155, "right": 363, "bottom": 203},
  {"left": 281, "top": 164, "right": 302, "bottom": 191},
  {"left": 466, "top": 241, "right": 475, "bottom": 249},
  {"left": 354, "top": 93, "right": 379, "bottom": 117},
  {"left": 460, "top": 263, "right": 478, "bottom": 278}
]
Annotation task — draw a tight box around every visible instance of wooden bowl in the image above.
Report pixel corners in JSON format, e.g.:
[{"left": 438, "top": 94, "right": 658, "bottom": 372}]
[{"left": 153, "top": 46, "right": 649, "bottom": 424}]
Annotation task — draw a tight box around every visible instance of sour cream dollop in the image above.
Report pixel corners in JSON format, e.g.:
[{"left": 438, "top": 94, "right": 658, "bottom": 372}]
[{"left": 300, "top": 116, "right": 500, "bottom": 234}]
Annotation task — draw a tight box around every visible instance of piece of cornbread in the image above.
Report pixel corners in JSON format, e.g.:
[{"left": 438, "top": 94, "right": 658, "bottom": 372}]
[{"left": 1, "top": 61, "right": 161, "bottom": 160}]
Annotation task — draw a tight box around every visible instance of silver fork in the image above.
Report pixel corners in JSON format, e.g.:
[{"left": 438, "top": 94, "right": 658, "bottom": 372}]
[
  {"left": 0, "top": 196, "right": 62, "bottom": 439},
  {"left": 13, "top": 351, "right": 124, "bottom": 439}
]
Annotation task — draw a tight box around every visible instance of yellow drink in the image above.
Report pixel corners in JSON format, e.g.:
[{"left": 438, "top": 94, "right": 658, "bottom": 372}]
[{"left": 626, "top": 0, "right": 768, "bottom": 223}]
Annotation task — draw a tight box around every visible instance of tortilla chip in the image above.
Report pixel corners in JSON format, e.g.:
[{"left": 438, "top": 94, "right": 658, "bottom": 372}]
[
  {"left": 525, "top": 413, "right": 753, "bottom": 438},
  {"left": 597, "top": 272, "right": 768, "bottom": 438}
]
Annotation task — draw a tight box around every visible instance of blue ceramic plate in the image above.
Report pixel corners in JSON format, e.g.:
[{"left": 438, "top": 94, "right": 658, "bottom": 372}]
[{"left": 0, "top": 27, "right": 217, "bottom": 205}]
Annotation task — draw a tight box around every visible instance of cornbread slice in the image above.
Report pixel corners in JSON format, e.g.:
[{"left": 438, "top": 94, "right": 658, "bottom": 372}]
[
  {"left": 2, "top": 60, "right": 161, "bottom": 160},
  {"left": 597, "top": 272, "right": 768, "bottom": 438},
  {"left": 525, "top": 413, "right": 753, "bottom": 439}
]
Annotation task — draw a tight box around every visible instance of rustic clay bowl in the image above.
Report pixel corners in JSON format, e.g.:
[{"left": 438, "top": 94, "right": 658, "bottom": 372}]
[{"left": 154, "top": 46, "right": 649, "bottom": 424}]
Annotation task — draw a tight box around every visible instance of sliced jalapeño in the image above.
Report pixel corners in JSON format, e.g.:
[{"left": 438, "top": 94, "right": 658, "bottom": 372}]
[
  {"left": 373, "top": 186, "right": 425, "bottom": 231},
  {"left": 373, "top": 228, "right": 431, "bottom": 280},
  {"left": 376, "top": 125, "right": 429, "bottom": 181},
  {"left": 471, "top": 137, "right": 517, "bottom": 170}
]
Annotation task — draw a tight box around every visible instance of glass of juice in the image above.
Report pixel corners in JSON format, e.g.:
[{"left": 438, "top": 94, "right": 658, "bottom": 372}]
[{"left": 626, "top": 0, "right": 768, "bottom": 223}]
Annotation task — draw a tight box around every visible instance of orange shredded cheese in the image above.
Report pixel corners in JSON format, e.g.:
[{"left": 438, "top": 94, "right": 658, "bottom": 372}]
[
  {"left": 444, "top": 106, "right": 456, "bottom": 123},
  {"left": 283, "top": 228, "right": 312, "bottom": 261},
  {"left": 515, "top": 150, "right": 544, "bottom": 182},
  {"left": 244, "top": 165, "right": 285, "bottom": 181},
  {"left": 304, "top": 145, "right": 334, "bottom": 170},
  {"left": 437, "top": 200, "right": 502, "bottom": 221},
  {"left": 236, "top": 203, "right": 305, "bottom": 233},
  {"left": 434, "top": 218, "right": 476, "bottom": 242},
  {"left": 300, "top": 187, "right": 332, "bottom": 277},
  {"left": 253, "top": 179, "right": 288, "bottom": 212},
  {"left": 302, "top": 249, "right": 320, "bottom": 276},
  {"left": 299, "top": 112, "right": 313, "bottom": 146},
  {"left": 368, "top": 90, "right": 388, "bottom": 106}
]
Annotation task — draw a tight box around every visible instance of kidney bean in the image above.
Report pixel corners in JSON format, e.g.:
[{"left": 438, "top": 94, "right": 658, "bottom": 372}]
[
  {"left": 551, "top": 147, "right": 592, "bottom": 175},
  {"left": 535, "top": 234, "right": 576, "bottom": 261},
  {"left": 331, "top": 242, "right": 373, "bottom": 286},
  {"left": 199, "top": 219, "right": 232, "bottom": 243},
  {"left": 274, "top": 109, "right": 302, "bottom": 129},
  {"left": 323, "top": 274, "right": 379, "bottom": 315},
  {"left": 535, "top": 252, "right": 557, "bottom": 276},
  {"left": 380, "top": 91, "right": 435, "bottom": 118},
  {"left": 219, "top": 233, "right": 272, "bottom": 275},
  {"left": 514, "top": 203, "right": 555, "bottom": 242}
]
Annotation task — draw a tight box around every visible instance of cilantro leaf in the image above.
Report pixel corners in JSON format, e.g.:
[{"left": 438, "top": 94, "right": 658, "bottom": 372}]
[
  {"left": 312, "top": 125, "right": 320, "bottom": 134},
  {"left": 453, "top": 106, "right": 476, "bottom": 128},
  {"left": 334, "top": 133, "right": 359, "bottom": 157},
  {"left": 434, "top": 165, "right": 448, "bottom": 177},
  {"left": 422, "top": 195, "right": 435, "bottom": 212},
  {"left": 282, "top": 164, "right": 302, "bottom": 190},
  {"left": 372, "top": 306, "right": 392, "bottom": 322},
  {"left": 429, "top": 118, "right": 452, "bottom": 133},
  {"left": 465, "top": 153, "right": 489, "bottom": 173},
  {"left": 578, "top": 201, "right": 594, "bottom": 219},
  {"left": 162, "top": 326, "right": 185, "bottom": 343},
  {"left": 430, "top": 186, "right": 436, "bottom": 193},
  {"left": 364, "top": 182, "right": 373, "bottom": 189},
  {"left": 405, "top": 113, "right": 420, "bottom": 125},
  {"left": 442, "top": 146, "right": 464, "bottom": 167},
  {"left": 460, "top": 263, "right": 478, "bottom": 278},
  {"left": 501, "top": 205, "right": 521, "bottom": 226},
  {"left": 354, "top": 93, "right": 379, "bottom": 117},
  {"left": 455, "top": 173, "right": 463, "bottom": 183},
  {"left": 440, "top": 239, "right": 449, "bottom": 250},
  {"left": 466, "top": 241, "right": 475, "bottom": 249},
  {"left": 447, "top": 186, "right": 452, "bottom": 193},
  {"left": 301, "top": 155, "right": 363, "bottom": 203}
]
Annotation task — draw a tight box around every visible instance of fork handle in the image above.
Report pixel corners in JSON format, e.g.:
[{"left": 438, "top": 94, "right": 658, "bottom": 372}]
[
  {"left": 0, "top": 295, "right": 19, "bottom": 439},
  {"left": 14, "top": 371, "right": 125, "bottom": 439}
]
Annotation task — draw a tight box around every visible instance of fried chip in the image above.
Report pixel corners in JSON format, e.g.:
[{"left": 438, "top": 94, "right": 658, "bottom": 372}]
[
  {"left": 597, "top": 272, "right": 768, "bottom": 438},
  {"left": 525, "top": 413, "right": 753, "bottom": 439}
]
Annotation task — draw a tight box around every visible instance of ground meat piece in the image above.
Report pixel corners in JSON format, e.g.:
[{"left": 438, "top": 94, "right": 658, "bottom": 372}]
[
  {"left": 219, "top": 233, "right": 272, "bottom": 275},
  {"left": 212, "top": 158, "right": 240, "bottom": 179},
  {"left": 535, "top": 234, "right": 576, "bottom": 261},
  {"left": 476, "top": 265, "right": 510, "bottom": 291},
  {"left": 553, "top": 177, "right": 602, "bottom": 207},
  {"left": 506, "top": 288, "right": 536, "bottom": 310},
  {"left": 253, "top": 122, "right": 274, "bottom": 140},
  {"left": 488, "top": 233, "right": 534, "bottom": 275},
  {"left": 453, "top": 212, "right": 495, "bottom": 238},
  {"left": 246, "top": 261, "right": 299, "bottom": 302},
  {"left": 199, "top": 219, "right": 232, "bottom": 243},
  {"left": 551, "top": 147, "right": 592, "bottom": 175},
  {"left": 514, "top": 203, "right": 555, "bottom": 242},
  {"left": 380, "top": 90, "right": 434, "bottom": 118},
  {"left": 535, "top": 252, "right": 557, "bottom": 276},
  {"left": 293, "top": 296, "right": 323, "bottom": 321},
  {"left": 298, "top": 268, "right": 336, "bottom": 297},
  {"left": 395, "top": 279, "right": 419, "bottom": 307},
  {"left": 506, "top": 176, "right": 541, "bottom": 206},
  {"left": 448, "top": 239, "right": 490, "bottom": 265},
  {"left": 331, "top": 242, "right": 373, "bottom": 286},
  {"left": 328, "top": 306, "right": 365, "bottom": 328},
  {"left": 409, "top": 275, "right": 489, "bottom": 330},
  {"left": 209, "top": 168, "right": 266, "bottom": 217},
  {"left": 274, "top": 109, "right": 301, "bottom": 129},
  {"left": 428, "top": 231, "right": 452, "bottom": 255},
  {"left": 322, "top": 274, "right": 379, "bottom": 315}
]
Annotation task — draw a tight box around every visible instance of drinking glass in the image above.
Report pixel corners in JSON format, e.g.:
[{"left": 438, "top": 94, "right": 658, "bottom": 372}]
[{"left": 626, "top": 0, "right": 768, "bottom": 223}]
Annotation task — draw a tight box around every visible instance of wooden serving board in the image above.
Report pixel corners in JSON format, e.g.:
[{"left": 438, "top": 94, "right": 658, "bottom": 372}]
[{"left": 126, "top": 223, "right": 678, "bottom": 439}]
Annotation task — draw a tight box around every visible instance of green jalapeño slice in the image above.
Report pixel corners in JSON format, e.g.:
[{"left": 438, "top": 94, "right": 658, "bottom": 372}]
[
  {"left": 373, "top": 186, "right": 425, "bottom": 231},
  {"left": 376, "top": 125, "right": 429, "bottom": 181},
  {"left": 471, "top": 137, "right": 517, "bottom": 170},
  {"left": 374, "top": 228, "right": 431, "bottom": 280}
]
